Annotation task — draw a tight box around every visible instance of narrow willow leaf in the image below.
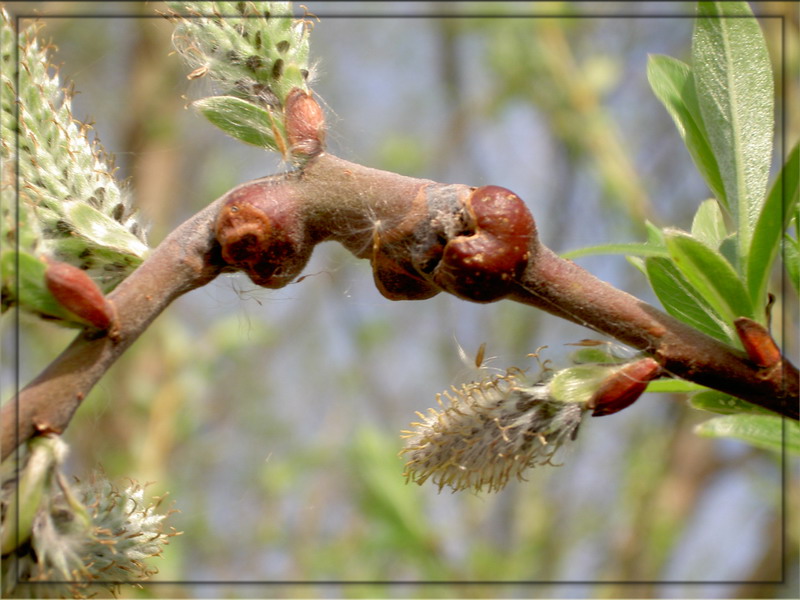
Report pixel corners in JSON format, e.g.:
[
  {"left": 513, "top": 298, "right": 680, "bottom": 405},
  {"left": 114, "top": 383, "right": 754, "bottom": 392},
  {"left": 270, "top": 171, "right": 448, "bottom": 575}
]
[
  {"left": 691, "top": 199, "right": 728, "bottom": 249},
  {"left": 645, "top": 256, "right": 733, "bottom": 343},
  {"left": 193, "top": 96, "right": 283, "bottom": 151},
  {"left": 692, "top": 1, "right": 774, "bottom": 261},
  {"left": 746, "top": 143, "right": 799, "bottom": 305},
  {"left": 689, "top": 389, "right": 773, "bottom": 416},
  {"left": 695, "top": 414, "right": 800, "bottom": 455},
  {"left": 664, "top": 229, "right": 754, "bottom": 322},
  {"left": 647, "top": 54, "right": 726, "bottom": 206},
  {"left": 560, "top": 243, "right": 669, "bottom": 260},
  {"left": 645, "top": 379, "right": 707, "bottom": 394},
  {"left": 718, "top": 232, "right": 739, "bottom": 270}
]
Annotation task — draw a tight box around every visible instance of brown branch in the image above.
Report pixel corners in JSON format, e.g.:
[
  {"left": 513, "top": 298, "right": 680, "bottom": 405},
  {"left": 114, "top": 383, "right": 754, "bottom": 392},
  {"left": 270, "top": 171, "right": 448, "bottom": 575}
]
[
  {"left": 3, "top": 150, "right": 798, "bottom": 462},
  {"left": 509, "top": 248, "right": 799, "bottom": 417},
  {"left": 1, "top": 196, "right": 228, "bottom": 461}
]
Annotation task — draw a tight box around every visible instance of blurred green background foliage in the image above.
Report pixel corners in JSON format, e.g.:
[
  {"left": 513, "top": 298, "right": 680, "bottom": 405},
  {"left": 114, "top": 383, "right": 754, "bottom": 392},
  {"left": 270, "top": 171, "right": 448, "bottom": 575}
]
[{"left": 1, "top": 1, "right": 798, "bottom": 598}]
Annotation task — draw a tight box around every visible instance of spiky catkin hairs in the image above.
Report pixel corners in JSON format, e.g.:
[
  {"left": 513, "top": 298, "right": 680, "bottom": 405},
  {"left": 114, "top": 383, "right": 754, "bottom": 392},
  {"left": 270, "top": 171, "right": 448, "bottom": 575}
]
[
  {"left": 165, "top": 1, "right": 323, "bottom": 160},
  {"left": 400, "top": 366, "right": 587, "bottom": 493},
  {"left": 1, "top": 436, "right": 179, "bottom": 599},
  {"left": 400, "top": 344, "right": 662, "bottom": 493},
  {"left": 0, "top": 9, "right": 149, "bottom": 326}
]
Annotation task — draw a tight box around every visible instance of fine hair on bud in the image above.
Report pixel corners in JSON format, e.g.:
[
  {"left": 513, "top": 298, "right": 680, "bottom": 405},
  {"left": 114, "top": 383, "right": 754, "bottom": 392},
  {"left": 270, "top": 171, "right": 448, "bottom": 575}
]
[{"left": 400, "top": 367, "right": 587, "bottom": 493}]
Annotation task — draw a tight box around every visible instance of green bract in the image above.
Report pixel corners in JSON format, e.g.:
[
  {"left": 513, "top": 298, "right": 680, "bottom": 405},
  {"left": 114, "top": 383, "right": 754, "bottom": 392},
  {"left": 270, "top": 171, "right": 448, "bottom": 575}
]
[{"left": 0, "top": 10, "right": 149, "bottom": 326}]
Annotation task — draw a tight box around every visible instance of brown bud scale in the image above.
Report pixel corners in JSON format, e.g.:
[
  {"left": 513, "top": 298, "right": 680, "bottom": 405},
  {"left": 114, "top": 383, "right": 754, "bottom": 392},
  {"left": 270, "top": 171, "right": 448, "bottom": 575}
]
[
  {"left": 734, "top": 317, "right": 781, "bottom": 368},
  {"left": 284, "top": 88, "right": 326, "bottom": 158},
  {"left": 589, "top": 357, "right": 662, "bottom": 417},
  {"left": 44, "top": 259, "right": 117, "bottom": 333}
]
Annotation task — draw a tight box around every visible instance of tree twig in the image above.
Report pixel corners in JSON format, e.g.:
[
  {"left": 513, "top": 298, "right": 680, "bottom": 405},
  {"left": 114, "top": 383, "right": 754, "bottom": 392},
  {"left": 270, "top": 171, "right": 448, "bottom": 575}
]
[
  {"left": 3, "top": 151, "right": 797, "bottom": 462},
  {"left": 1, "top": 196, "right": 228, "bottom": 461}
]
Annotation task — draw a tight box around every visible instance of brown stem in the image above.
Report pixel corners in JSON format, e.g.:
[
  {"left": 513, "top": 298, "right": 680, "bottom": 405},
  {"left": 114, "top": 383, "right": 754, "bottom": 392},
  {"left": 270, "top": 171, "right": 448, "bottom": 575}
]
[
  {"left": 1, "top": 196, "right": 227, "bottom": 462},
  {"left": 511, "top": 246, "right": 798, "bottom": 418},
  {"left": 3, "top": 151, "right": 797, "bottom": 462}
]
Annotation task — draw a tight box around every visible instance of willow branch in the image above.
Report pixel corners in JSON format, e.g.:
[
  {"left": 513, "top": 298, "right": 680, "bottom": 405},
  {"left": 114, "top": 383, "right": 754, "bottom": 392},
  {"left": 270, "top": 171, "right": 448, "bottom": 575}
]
[
  {"left": 3, "top": 150, "right": 798, "bottom": 462},
  {"left": 1, "top": 197, "right": 228, "bottom": 461}
]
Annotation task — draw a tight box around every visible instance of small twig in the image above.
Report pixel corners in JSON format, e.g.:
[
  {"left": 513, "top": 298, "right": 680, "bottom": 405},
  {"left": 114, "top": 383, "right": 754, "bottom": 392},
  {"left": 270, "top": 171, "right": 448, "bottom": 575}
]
[
  {"left": 3, "top": 151, "right": 797, "bottom": 462},
  {"left": 1, "top": 196, "right": 228, "bottom": 461},
  {"left": 509, "top": 247, "right": 798, "bottom": 417}
]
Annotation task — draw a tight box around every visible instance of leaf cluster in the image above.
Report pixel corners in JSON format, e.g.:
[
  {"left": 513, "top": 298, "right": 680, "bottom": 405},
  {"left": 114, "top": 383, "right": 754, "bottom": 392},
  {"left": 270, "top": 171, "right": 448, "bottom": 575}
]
[{"left": 566, "top": 1, "right": 799, "bottom": 452}]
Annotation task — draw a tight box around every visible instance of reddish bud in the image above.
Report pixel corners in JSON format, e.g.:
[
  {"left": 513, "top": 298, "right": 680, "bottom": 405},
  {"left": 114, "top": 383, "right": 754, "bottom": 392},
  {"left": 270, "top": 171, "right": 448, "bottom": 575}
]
[
  {"left": 434, "top": 185, "right": 536, "bottom": 302},
  {"left": 284, "top": 88, "right": 326, "bottom": 158},
  {"left": 589, "top": 357, "right": 661, "bottom": 417},
  {"left": 734, "top": 317, "right": 781, "bottom": 368},
  {"left": 44, "top": 259, "right": 118, "bottom": 335},
  {"left": 215, "top": 180, "right": 312, "bottom": 288}
]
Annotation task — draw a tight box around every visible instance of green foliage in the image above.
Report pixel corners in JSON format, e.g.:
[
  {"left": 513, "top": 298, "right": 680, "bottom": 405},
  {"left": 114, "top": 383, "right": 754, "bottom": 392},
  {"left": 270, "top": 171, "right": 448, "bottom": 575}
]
[
  {"left": 194, "top": 95, "right": 286, "bottom": 152},
  {"left": 167, "top": 1, "right": 313, "bottom": 155},
  {"left": 645, "top": 255, "right": 735, "bottom": 342},
  {"left": 0, "top": 10, "right": 148, "bottom": 327},
  {"left": 570, "top": 2, "right": 797, "bottom": 453},
  {"left": 695, "top": 413, "right": 800, "bottom": 454},
  {"left": 1, "top": 436, "right": 177, "bottom": 599},
  {"left": 749, "top": 143, "right": 800, "bottom": 299},
  {"left": 663, "top": 228, "right": 754, "bottom": 322},
  {"left": 693, "top": 1, "right": 774, "bottom": 256},
  {"left": 646, "top": 55, "right": 726, "bottom": 203}
]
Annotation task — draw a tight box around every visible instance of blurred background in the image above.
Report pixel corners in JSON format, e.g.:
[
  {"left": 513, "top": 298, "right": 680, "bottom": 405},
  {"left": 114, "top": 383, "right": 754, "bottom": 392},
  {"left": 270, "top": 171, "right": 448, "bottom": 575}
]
[{"left": 2, "top": 1, "right": 798, "bottom": 598}]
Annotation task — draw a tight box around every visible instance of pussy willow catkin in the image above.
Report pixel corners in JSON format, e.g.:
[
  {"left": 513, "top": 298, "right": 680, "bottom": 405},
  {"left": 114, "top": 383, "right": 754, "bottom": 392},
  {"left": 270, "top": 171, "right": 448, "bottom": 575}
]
[{"left": 400, "top": 369, "right": 586, "bottom": 493}]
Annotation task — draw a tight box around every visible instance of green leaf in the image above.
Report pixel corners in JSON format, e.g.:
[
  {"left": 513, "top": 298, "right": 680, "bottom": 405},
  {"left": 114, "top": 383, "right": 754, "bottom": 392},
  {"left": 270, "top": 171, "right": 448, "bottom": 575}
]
[
  {"left": 560, "top": 243, "right": 669, "bottom": 260},
  {"left": 691, "top": 199, "right": 728, "bottom": 249},
  {"left": 193, "top": 96, "right": 283, "bottom": 151},
  {"left": 644, "top": 256, "right": 733, "bottom": 342},
  {"left": 785, "top": 233, "right": 799, "bottom": 293},
  {"left": 64, "top": 203, "right": 149, "bottom": 258},
  {"left": 746, "top": 143, "right": 800, "bottom": 305},
  {"left": 692, "top": 1, "right": 774, "bottom": 261},
  {"left": 645, "top": 379, "right": 707, "bottom": 394},
  {"left": 664, "top": 229, "right": 754, "bottom": 322},
  {"left": 647, "top": 54, "right": 726, "bottom": 206},
  {"left": 695, "top": 414, "right": 800, "bottom": 455},
  {"left": 688, "top": 389, "right": 773, "bottom": 416}
]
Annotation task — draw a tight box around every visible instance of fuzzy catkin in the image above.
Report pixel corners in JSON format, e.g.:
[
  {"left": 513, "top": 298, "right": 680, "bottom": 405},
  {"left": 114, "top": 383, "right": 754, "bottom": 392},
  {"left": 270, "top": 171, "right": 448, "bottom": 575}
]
[
  {"left": 401, "top": 369, "right": 586, "bottom": 493},
  {"left": 1, "top": 10, "right": 148, "bottom": 301}
]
